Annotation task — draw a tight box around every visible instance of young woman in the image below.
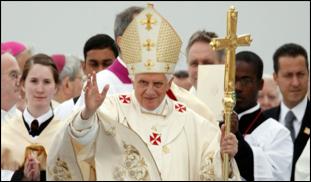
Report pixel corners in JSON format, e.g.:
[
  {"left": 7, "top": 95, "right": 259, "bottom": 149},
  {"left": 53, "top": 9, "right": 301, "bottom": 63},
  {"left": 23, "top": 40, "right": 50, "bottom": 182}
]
[{"left": 1, "top": 53, "right": 64, "bottom": 181}]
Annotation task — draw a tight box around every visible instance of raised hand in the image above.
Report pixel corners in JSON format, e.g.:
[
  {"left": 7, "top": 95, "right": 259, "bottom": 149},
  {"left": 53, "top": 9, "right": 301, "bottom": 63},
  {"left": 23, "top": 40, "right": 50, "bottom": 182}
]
[{"left": 82, "top": 71, "right": 109, "bottom": 120}]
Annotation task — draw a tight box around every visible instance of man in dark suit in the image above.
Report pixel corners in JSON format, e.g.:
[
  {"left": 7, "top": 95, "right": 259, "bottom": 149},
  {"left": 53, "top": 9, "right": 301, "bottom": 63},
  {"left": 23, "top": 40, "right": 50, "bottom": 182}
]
[
  {"left": 232, "top": 51, "right": 293, "bottom": 181},
  {"left": 264, "top": 43, "right": 310, "bottom": 180}
]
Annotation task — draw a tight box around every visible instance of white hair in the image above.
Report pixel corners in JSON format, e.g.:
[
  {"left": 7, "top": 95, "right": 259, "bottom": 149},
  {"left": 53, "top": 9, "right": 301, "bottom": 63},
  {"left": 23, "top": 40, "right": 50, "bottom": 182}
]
[
  {"left": 1, "top": 52, "right": 17, "bottom": 63},
  {"left": 59, "top": 55, "right": 83, "bottom": 81},
  {"left": 262, "top": 73, "right": 281, "bottom": 98}
]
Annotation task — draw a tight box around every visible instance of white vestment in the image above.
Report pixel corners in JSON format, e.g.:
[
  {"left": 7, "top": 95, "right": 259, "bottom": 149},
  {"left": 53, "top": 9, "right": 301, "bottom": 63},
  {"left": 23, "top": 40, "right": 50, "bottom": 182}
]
[
  {"left": 54, "top": 98, "right": 77, "bottom": 121},
  {"left": 74, "top": 58, "right": 133, "bottom": 110},
  {"left": 1, "top": 170, "right": 14, "bottom": 181},
  {"left": 75, "top": 58, "right": 216, "bottom": 125},
  {"left": 295, "top": 138, "right": 310, "bottom": 181},
  {"left": 47, "top": 110, "right": 161, "bottom": 181},
  {"left": 1, "top": 112, "right": 63, "bottom": 170},
  {"left": 50, "top": 92, "right": 240, "bottom": 180},
  {"left": 1, "top": 106, "right": 20, "bottom": 123},
  {"left": 243, "top": 116, "right": 293, "bottom": 181},
  {"left": 170, "top": 82, "right": 216, "bottom": 124}
]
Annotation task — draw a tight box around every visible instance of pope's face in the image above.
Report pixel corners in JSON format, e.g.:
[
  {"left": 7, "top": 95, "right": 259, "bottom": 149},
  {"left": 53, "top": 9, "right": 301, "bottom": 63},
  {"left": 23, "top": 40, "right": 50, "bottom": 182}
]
[{"left": 133, "top": 73, "right": 172, "bottom": 111}]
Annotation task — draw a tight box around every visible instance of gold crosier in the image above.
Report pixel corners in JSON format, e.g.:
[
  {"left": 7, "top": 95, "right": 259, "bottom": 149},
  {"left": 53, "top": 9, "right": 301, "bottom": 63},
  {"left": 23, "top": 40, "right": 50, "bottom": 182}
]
[{"left": 210, "top": 6, "right": 252, "bottom": 180}]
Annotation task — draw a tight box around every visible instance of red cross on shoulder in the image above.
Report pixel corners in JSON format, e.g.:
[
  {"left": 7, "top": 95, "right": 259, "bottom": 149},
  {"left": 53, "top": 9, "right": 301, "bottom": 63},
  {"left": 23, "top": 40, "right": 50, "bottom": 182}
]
[
  {"left": 149, "top": 132, "right": 161, "bottom": 145},
  {"left": 174, "top": 103, "right": 186, "bottom": 113},
  {"left": 119, "top": 95, "right": 131, "bottom": 104}
]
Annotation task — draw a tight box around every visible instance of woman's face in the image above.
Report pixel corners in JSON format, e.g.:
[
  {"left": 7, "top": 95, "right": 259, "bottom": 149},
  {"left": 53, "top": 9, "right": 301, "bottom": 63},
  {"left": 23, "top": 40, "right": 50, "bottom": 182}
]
[{"left": 22, "top": 64, "right": 57, "bottom": 110}]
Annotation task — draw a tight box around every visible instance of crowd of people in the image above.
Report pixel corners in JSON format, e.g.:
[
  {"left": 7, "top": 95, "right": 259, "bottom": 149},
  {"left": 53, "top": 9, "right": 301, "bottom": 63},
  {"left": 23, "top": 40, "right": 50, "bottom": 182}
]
[{"left": 1, "top": 4, "right": 309, "bottom": 181}]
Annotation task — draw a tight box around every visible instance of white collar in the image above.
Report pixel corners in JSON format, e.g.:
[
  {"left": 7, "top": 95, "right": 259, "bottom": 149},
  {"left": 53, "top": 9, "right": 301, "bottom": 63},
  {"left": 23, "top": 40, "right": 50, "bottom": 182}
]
[
  {"left": 117, "top": 57, "right": 127, "bottom": 67},
  {"left": 237, "top": 104, "right": 261, "bottom": 120},
  {"left": 23, "top": 107, "right": 53, "bottom": 127},
  {"left": 1, "top": 105, "right": 17, "bottom": 113},
  {"left": 280, "top": 96, "right": 308, "bottom": 124},
  {"left": 8, "top": 105, "right": 17, "bottom": 113},
  {"left": 189, "top": 86, "right": 197, "bottom": 96},
  {"left": 1, "top": 106, "right": 18, "bottom": 122}
]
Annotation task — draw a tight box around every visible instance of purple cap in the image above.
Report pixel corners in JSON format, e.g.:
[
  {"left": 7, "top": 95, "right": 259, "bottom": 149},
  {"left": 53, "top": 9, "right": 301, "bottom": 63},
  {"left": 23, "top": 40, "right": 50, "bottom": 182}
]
[{"left": 1, "top": 41, "right": 27, "bottom": 56}]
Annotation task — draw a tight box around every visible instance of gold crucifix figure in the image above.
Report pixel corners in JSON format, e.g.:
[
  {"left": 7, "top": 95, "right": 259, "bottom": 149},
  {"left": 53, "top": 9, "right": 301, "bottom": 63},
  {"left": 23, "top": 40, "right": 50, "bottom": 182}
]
[{"left": 210, "top": 6, "right": 252, "bottom": 181}]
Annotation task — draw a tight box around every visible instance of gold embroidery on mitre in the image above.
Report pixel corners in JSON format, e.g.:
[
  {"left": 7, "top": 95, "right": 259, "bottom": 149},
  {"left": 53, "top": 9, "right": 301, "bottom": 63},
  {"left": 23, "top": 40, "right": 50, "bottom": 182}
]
[
  {"left": 156, "top": 19, "right": 182, "bottom": 66},
  {"left": 119, "top": 4, "right": 182, "bottom": 75},
  {"left": 143, "top": 39, "right": 155, "bottom": 51},
  {"left": 120, "top": 19, "right": 141, "bottom": 65},
  {"left": 130, "top": 65, "right": 135, "bottom": 73},
  {"left": 144, "top": 60, "right": 155, "bottom": 70},
  {"left": 164, "top": 64, "right": 170, "bottom": 72},
  {"left": 140, "top": 13, "right": 157, "bottom": 31}
]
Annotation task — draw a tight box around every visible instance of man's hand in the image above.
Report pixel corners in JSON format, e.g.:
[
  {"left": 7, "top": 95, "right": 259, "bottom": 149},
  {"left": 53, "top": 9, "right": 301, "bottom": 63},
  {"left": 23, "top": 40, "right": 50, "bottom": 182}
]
[
  {"left": 220, "top": 124, "right": 238, "bottom": 159},
  {"left": 220, "top": 112, "right": 239, "bottom": 134},
  {"left": 82, "top": 71, "right": 109, "bottom": 120},
  {"left": 230, "top": 112, "right": 239, "bottom": 134}
]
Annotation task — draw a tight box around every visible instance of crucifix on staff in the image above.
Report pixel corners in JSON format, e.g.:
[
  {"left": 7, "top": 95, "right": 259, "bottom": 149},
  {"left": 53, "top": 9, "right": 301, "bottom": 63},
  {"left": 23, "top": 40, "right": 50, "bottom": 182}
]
[{"left": 210, "top": 6, "right": 252, "bottom": 181}]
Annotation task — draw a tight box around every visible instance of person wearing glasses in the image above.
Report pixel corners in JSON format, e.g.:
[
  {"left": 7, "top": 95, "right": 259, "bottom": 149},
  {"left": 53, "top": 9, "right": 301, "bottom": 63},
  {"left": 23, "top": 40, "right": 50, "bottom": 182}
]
[
  {"left": 1, "top": 54, "right": 63, "bottom": 181},
  {"left": 1, "top": 52, "right": 21, "bottom": 122}
]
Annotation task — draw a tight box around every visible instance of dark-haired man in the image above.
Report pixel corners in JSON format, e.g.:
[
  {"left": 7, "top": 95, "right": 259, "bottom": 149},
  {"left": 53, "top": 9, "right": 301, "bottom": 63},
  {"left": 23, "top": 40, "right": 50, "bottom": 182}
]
[
  {"left": 82, "top": 34, "right": 118, "bottom": 75},
  {"left": 233, "top": 51, "right": 293, "bottom": 181},
  {"left": 264, "top": 43, "right": 310, "bottom": 180}
]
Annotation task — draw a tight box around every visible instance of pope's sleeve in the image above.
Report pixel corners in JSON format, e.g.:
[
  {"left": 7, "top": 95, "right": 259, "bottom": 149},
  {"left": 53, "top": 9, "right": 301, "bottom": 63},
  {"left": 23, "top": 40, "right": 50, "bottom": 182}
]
[
  {"left": 198, "top": 118, "right": 241, "bottom": 180},
  {"left": 69, "top": 109, "right": 99, "bottom": 145}
]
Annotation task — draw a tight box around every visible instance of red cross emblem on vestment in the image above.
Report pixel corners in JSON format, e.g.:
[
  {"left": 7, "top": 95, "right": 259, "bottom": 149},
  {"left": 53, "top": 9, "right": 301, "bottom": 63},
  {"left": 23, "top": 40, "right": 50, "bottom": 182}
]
[
  {"left": 149, "top": 132, "right": 161, "bottom": 145},
  {"left": 119, "top": 95, "right": 130, "bottom": 104},
  {"left": 175, "top": 103, "right": 186, "bottom": 113}
]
